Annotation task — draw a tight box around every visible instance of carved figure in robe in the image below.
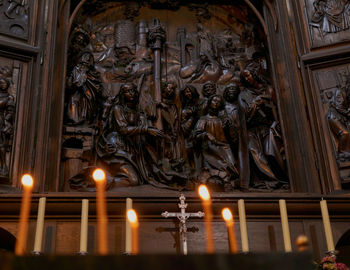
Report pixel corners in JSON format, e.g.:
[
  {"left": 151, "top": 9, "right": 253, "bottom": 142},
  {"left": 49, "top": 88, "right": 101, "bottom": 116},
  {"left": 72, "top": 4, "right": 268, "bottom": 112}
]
[
  {"left": 194, "top": 94, "right": 239, "bottom": 191},
  {"left": 96, "top": 83, "right": 165, "bottom": 188},
  {"left": 180, "top": 84, "right": 200, "bottom": 172},
  {"left": 327, "top": 87, "right": 350, "bottom": 161},
  {"left": 239, "top": 68, "right": 287, "bottom": 189},
  {"left": 159, "top": 82, "right": 181, "bottom": 161},
  {"left": 222, "top": 83, "right": 249, "bottom": 190},
  {"left": 65, "top": 51, "right": 103, "bottom": 126},
  {"left": 311, "top": 0, "right": 348, "bottom": 34},
  {"left": 198, "top": 81, "right": 217, "bottom": 117},
  {"left": 0, "top": 76, "right": 14, "bottom": 176}
]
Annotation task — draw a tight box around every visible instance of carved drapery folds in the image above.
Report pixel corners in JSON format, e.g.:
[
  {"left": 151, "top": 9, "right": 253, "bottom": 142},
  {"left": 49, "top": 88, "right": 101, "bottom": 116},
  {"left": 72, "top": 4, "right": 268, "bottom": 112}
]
[
  {"left": 306, "top": 0, "right": 350, "bottom": 47},
  {"left": 62, "top": 1, "right": 289, "bottom": 192}
]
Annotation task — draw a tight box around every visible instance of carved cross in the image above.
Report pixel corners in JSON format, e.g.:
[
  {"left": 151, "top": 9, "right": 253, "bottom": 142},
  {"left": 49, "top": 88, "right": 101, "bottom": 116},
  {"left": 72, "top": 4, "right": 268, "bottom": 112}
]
[{"left": 161, "top": 194, "right": 204, "bottom": 255}]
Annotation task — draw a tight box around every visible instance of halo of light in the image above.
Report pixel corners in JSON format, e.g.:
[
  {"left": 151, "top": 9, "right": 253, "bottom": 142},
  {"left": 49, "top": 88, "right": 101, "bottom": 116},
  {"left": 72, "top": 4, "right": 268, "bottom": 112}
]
[
  {"left": 198, "top": 185, "right": 210, "bottom": 201},
  {"left": 92, "top": 169, "right": 106, "bottom": 182},
  {"left": 127, "top": 209, "right": 138, "bottom": 224},
  {"left": 222, "top": 208, "right": 233, "bottom": 221},
  {"left": 21, "top": 174, "right": 33, "bottom": 187}
]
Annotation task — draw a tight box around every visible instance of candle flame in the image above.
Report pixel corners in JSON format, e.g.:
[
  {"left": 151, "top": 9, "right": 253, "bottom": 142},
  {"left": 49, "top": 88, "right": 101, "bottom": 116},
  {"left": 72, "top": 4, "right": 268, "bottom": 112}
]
[
  {"left": 92, "top": 169, "right": 106, "bottom": 182},
  {"left": 198, "top": 185, "right": 210, "bottom": 201},
  {"left": 222, "top": 208, "right": 233, "bottom": 222},
  {"left": 21, "top": 174, "right": 33, "bottom": 187},
  {"left": 127, "top": 209, "right": 138, "bottom": 224}
]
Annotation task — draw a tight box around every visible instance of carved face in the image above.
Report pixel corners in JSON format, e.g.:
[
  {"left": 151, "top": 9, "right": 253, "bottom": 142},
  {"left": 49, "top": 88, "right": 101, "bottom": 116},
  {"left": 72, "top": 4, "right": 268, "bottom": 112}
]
[
  {"left": 163, "top": 83, "right": 175, "bottom": 99},
  {"left": 202, "top": 82, "right": 216, "bottom": 97},
  {"left": 184, "top": 87, "right": 193, "bottom": 100},
  {"left": 209, "top": 95, "right": 222, "bottom": 111},
  {"left": 0, "top": 78, "right": 9, "bottom": 91},
  {"left": 224, "top": 84, "right": 239, "bottom": 101},
  {"left": 122, "top": 84, "right": 138, "bottom": 104},
  {"left": 242, "top": 70, "right": 254, "bottom": 85}
]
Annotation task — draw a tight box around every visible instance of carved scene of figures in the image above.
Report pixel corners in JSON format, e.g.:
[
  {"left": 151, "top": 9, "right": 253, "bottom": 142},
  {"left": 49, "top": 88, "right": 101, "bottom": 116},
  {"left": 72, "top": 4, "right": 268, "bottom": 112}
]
[
  {"left": 62, "top": 1, "right": 289, "bottom": 192},
  {"left": 315, "top": 64, "right": 350, "bottom": 185},
  {"left": 306, "top": 0, "right": 350, "bottom": 47},
  {"left": 0, "top": 62, "right": 16, "bottom": 183}
]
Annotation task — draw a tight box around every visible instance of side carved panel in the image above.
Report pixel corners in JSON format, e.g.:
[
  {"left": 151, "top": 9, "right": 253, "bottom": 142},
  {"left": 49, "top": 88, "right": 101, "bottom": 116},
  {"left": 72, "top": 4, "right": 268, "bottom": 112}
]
[
  {"left": 0, "top": 57, "right": 18, "bottom": 185},
  {"left": 61, "top": 2, "right": 289, "bottom": 193},
  {"left": 304, "top": 0, "right": 350, "bottom": 48},
  {"left": 0, "top": 0, "right": 29, "bottom": 39},
  {"left": 314, "top": 63, "right": 350, "bottom": 186}
]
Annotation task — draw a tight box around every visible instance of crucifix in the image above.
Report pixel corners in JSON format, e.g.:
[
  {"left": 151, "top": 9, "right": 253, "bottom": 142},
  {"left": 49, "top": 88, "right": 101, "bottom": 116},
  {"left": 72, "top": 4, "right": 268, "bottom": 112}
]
[{"left": 161, "top": 194, "right": 204, "bottom": 255}]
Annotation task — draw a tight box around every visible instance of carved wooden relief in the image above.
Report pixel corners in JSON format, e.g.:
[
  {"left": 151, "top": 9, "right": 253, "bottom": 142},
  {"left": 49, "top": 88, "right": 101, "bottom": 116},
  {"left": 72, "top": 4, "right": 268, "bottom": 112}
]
[
  {"left": 61, "top": 1, "right": 289, "bottom": 192},
  {"left": 313, "top": 63, "right": 350, "bottom": 185},
  {"left": 0, "top": 57, "right": 18, "bottom": 185},
  {"left": 304, "top": 0, "right": 350, "bottom": 48},
  {"left": 0, "top": 0, "right": 29, "bottom": 39}
]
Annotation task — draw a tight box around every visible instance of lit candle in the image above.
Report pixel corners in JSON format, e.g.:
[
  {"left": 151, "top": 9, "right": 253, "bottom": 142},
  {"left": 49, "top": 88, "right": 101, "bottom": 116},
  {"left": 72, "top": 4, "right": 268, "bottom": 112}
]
[
  {"left": 33, "top": 197, "right": 46, "bottom": 254},
  {"left": 79, "top": 199, "right": 89, "bottom": 254},
  {"left": 198, "top": 185, "right": 214, "bottom": 253},
  {"left": 125, "top": 198, "right": 133, "bottom": 254},
  {"left": 238, "top": 199, "right": 249, "bottom": 252},
  {"left": 15, "top": 174, "right": 34, "bottom": 255},
  {"left": 127, "top": 209, "right": 139, "bottom": 255},
  {"left": 92, "top": 169, "right": 108, "bottom": 255},
  {"left": 320, "top": 199, "right": 335, "bottom": 252},
  {"left": 279, "top": 199, "right": 292, "bottom": 252},
  {"left": 222, "top": 208, "right": 237, "bottom": 253}
]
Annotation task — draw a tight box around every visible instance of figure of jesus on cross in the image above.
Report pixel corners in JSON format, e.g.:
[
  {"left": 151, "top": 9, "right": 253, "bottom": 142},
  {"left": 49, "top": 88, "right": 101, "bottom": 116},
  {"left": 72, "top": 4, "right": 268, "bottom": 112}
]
[{"left": 161, "top": 194, "right": 204, "bottom": 255}]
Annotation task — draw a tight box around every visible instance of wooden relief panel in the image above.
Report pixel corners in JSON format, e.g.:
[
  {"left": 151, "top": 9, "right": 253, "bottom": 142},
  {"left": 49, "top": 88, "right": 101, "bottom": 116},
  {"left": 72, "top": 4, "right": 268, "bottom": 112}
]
[
  {"left": 0, "top": 57, "right": 21, "bottom": 186},
  {"left": 61, "top": 1, "right": 289, "bottom": 193},
  {"left": 304, "top": 0, "right": 350, "bottom": 48},
  {"left": 313, "top": 63, "right": 350, "bottom": 185},
  {"left": 0, "top": 0, "right": 29, "bottom": 39}
]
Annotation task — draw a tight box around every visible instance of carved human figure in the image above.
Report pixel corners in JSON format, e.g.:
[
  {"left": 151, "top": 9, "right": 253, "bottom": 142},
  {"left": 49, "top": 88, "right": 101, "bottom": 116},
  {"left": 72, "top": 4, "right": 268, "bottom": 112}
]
[
  {"left": 327, "top": 87, "right": 350, "bottom": 161},
  {"left": 222, "top": 83, "right": 249, "bottom": 189},
  {"left": 0, "top": 76, "right": 14, "bottom": 176},
  {"left": 180, "top": 85, "right": 200, "bottom": 170},
  {"left": 194, "top": 94, "right": 239, "bottom": 191},
  {"left": 239, "top": 68, "right": 286, "bottom": 188},
  {"left": 65, "top": 51, "right": 102, "bottom": 126},
  {"left": 198, "top": 81, "right": 217, "bottom": 117},
  {"left": 159, "top": 82, "right": 180, "bottom": 161},
  {"left": 97, "top": 83, "right": 164, "bottom": 188},
  {"left": 311, "top": 0, "right": 349, "bottom": 34}
]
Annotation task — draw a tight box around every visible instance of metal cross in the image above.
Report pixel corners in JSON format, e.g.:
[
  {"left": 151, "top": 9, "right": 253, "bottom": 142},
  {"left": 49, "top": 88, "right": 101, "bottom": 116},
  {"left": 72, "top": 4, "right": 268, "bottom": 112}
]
[{"left": 161, "top": 194, "right": 204, "bottom": 255}]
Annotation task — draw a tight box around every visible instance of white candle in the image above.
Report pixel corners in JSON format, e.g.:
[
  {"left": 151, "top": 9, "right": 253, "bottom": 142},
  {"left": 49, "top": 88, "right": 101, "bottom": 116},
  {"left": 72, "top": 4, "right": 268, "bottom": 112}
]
[
  {"left": 279, "top": 199, "right": 292, "bottom": 252},
  {"left": 238, "top": 199, "right": 249, "bottom": 252},
  {"left": 127, "top": 209, "right": 139, "bottom": 255},
  {"left": 125, "top": 198, "right": 132, "bottom": 254},
  {"left": 79, "top": 199, "right": 89, "bottom": 253},
  {"left": 33, "top": 197, "right": 46, "bottom": 253},
  {"left": 320, "top": 199, "right": 335, "bottom": 252}
]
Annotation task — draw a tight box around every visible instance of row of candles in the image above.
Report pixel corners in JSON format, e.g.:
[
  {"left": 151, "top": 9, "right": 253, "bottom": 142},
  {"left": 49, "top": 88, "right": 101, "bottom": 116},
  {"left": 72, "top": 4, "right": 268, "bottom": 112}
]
[{"left": 15, "top": 170, "right": 336, "bottom": 255}]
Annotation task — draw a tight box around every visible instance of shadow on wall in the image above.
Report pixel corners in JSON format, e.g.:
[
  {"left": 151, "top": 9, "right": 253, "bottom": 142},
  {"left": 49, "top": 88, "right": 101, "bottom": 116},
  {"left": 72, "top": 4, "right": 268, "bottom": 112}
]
[
  {"left": 336, "top": 229, "right": 350, "bottom": 265},
  {"left": 0, "top": 227, "right": 16, "bottom": 253}
]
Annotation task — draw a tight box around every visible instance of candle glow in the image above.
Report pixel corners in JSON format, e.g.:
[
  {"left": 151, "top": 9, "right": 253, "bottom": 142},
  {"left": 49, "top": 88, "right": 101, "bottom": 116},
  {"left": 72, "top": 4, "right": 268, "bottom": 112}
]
[
  {"left": 222, "top": 208, "right": 233, "bottom": 222},
  {"left": 127, "top": 209, "right": 138, "bottom": 224},
  {"left": 198, "top": 185, "right": 210, "bottom": 201},
  {"left": 21, "top": 174, "right": 33, "bottom": 187},
  {"left": 92, "top": 169, "right": 105, "bottom": 182}
]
